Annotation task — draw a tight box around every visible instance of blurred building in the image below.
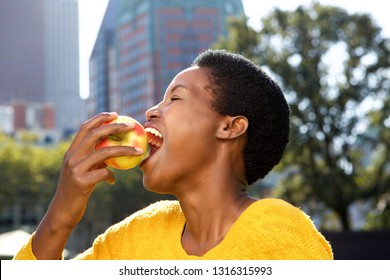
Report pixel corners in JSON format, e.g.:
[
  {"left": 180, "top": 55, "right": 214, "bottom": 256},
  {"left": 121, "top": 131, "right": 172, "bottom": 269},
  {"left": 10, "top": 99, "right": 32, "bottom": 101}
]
[
  {"left": 0, "top": 106, "right": 14, "bottom": 134},
  {"left": 0, "top": 0, "right": 85, "bottom": 137},
  {"left": 88, "top": 0, "right": 245, "bottom": 122},
  {"left": 0, "top": 101, "right": 61, "bottom": 144},
  {"left": 10, "top": 101, "right": 54, "bottom": 131}
]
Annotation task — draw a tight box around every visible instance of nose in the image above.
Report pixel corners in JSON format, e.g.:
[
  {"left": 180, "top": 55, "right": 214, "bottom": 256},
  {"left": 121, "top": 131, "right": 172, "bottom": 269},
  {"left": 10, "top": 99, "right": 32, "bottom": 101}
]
[{"left": 145, "top": 104, "right": 161, "bottom": 121}]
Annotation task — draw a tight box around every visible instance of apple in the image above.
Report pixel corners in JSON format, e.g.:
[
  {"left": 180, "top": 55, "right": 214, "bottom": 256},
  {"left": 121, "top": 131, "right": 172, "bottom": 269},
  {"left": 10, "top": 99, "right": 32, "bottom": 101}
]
[{"left": 95, "top": 115, "right": 150, "bottom": 170}]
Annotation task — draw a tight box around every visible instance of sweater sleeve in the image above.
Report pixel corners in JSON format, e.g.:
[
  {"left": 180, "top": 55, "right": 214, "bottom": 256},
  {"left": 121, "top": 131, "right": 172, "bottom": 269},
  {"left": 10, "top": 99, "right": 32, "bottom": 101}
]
[
  {"left": 12, "top": 232, "right": 68, "bottom": 260},
  {"left": 12, "top": 233, "right": 37, "bottom": 260}
]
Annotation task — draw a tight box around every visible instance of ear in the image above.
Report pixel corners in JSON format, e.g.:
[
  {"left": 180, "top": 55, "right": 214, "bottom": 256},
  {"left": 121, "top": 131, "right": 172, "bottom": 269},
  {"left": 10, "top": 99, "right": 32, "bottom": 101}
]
[{"left": 216, "top": 116, "right": 248, "bottom": 140}]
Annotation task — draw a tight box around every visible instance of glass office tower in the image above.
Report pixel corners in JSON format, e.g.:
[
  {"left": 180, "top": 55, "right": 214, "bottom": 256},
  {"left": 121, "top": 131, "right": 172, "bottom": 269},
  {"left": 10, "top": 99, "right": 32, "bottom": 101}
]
[{"left": 89, "top": 0, "right": 244, "bottom": 122}]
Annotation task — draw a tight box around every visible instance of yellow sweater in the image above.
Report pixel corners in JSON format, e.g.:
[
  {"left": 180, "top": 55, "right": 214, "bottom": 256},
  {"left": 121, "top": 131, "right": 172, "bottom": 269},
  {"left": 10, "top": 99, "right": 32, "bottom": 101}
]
[{"left": 14, "top": 198, "right": 333, "bottom": 260}]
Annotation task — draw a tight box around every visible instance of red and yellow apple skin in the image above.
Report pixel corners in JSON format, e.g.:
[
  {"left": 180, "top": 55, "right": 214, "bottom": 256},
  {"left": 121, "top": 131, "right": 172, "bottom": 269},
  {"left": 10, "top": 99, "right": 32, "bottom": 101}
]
[{"left": 95, "top": 115, "right": 149, "bottom": 170}]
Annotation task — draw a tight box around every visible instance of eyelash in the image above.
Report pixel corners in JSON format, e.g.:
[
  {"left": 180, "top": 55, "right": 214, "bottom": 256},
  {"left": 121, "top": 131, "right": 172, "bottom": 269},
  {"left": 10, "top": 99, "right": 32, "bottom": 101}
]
[{"left": 170, "top": 95, "right": 180, "bottom": 101}]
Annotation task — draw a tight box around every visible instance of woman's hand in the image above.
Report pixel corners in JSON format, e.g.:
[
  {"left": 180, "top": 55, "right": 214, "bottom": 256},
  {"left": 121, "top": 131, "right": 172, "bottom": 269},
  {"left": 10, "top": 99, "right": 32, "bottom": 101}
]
[{"left": 32, "top": 112, "right": 144, "bottom": 259}]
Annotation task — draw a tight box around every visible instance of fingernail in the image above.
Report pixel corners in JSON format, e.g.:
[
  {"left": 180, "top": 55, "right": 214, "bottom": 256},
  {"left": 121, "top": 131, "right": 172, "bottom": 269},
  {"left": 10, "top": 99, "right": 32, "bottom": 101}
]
[
  {"left": 124, "top": 122, "right": 135, "bottom": 127},
  {"left": 108, "top": 178, "right": 115, "bottom": 185},
  {"left": 134, "top": 147, "right": 144, "bottom": 153}
]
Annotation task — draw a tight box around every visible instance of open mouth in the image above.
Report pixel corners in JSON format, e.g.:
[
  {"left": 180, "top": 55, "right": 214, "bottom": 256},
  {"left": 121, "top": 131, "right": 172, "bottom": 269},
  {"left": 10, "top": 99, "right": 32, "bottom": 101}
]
[{"left": 145, "top": 127, "right": 163, "bottom": 154}]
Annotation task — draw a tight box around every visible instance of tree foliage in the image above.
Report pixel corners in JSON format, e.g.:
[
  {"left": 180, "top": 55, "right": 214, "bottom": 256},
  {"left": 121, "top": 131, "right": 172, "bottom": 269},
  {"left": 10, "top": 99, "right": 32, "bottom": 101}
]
[
  {"left": 215, "top": 15, "right": 259, "bottom": 60},
  {"left": 0, "top": 133, "right": 66, "bottom": 214},
  {"left": 214, "top": 3, "right": 390, "bottom": 230}
]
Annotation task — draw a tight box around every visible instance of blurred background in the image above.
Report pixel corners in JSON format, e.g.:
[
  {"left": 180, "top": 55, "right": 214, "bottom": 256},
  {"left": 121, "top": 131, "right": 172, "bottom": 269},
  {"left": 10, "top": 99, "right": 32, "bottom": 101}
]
[{"left": 0, "top": 0, "right": 389, "bottom": 260}]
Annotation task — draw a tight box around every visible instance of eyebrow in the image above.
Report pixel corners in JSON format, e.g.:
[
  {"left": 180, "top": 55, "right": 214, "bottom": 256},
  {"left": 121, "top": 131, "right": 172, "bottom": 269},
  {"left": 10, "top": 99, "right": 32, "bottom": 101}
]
[{"left": 170, "top": 84, "right": 189, "bottom": 94}]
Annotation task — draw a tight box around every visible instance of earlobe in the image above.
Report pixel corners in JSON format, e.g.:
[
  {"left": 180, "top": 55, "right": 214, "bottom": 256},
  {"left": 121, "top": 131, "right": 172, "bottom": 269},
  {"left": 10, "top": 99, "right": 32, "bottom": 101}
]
[{"left": 217, "top": 116, "right": 248, "bottom": 139}]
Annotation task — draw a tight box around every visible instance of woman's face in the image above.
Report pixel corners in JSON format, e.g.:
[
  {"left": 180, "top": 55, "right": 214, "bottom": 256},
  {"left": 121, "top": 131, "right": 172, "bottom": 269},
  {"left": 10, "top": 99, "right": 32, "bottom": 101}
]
[{"left": 140, "top": 66, "right": 224, "bottom": 194}]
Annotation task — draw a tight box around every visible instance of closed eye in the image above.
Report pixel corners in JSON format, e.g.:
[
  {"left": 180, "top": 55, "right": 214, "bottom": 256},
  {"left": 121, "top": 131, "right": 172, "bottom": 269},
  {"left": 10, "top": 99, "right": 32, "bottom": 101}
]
[{"left": 170, "top": 95, "right": 181, "bottom": 102}]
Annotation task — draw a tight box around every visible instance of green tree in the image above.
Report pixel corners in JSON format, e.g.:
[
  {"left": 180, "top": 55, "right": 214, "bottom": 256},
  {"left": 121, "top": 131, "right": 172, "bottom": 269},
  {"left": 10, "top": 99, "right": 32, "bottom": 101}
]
[
  {"left": 0, "top": 133, "right": 68, "bottom": 229},
  {"left": 214, "top": 3, "right": 390, "bottom": 230},
  {"left": 214, "top": 15, "right": 259, "bottom": 60},
  {"left": 0, "top": 133, "right": 21, "bottom": 211}
]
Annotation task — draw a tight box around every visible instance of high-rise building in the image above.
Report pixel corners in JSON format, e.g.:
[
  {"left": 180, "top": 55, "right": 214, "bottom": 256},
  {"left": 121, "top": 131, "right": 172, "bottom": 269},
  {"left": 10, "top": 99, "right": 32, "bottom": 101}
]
[
  {"left": 88, "top": 0, "right": 121, "bottom": 117},
  {"left": 0, "top": 1, "right": 45, "bottom": 104},
  {"left": 0, "top": 0, "right": 84, "bottom": 136},
  {"left": 89, "top": 0, "right": 244, "bottom": 122}
]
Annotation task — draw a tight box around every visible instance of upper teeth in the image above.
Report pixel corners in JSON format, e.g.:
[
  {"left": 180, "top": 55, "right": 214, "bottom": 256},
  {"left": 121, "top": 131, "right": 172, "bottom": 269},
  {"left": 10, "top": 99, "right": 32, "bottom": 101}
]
[{"left": 145, "top": 127, "right": 163, "bottom": 138}]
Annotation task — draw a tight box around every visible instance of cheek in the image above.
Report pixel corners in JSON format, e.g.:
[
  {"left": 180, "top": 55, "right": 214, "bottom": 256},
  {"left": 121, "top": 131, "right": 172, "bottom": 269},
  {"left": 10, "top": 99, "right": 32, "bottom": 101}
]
[
  {"left": 163, "top": 106, "right": 219, "bottom": 161},
  {"left": 167, "top": 124, "right": 216, "bottom": 167}
]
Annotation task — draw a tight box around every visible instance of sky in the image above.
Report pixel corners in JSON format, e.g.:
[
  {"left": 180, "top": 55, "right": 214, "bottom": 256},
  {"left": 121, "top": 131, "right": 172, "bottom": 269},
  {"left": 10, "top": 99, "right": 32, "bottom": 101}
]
[{"left": 78, "top": 0, "right": 389, "bottom": 99}]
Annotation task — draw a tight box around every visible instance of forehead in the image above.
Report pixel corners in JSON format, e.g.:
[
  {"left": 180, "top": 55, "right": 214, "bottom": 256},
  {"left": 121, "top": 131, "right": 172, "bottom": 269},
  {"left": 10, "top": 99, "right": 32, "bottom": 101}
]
[
  {"left": 163, "top": 66, "right": 216, "bottom": 103},
  {"left": 170, "top": 66, "right": 210, "bottom": 88},
  {"left": 164, "top": 66, "right": 215, "bottom": 101}
]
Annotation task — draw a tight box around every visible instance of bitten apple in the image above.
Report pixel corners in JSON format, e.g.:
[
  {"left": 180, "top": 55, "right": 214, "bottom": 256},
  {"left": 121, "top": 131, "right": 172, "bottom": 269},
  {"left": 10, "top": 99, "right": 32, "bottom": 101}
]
[{"left": 95, "top": 115, "right": 149, "bottom": 170}]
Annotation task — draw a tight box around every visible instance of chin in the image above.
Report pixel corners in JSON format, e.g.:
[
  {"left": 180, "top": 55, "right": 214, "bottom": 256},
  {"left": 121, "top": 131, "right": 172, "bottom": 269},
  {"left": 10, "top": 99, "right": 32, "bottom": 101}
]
[
  {"left": 141, "top": 175, "right": 173, "bottom": 195},
  {"left": 141, "top": 173, "right": 157, "bottom": 192}
]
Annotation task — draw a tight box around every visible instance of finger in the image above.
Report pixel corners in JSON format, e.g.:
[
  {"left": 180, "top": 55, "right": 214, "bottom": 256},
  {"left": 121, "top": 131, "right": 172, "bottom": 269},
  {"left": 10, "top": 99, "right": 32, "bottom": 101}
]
[
  {"left": 64, "top": 123, "right": 140, "bottom": 171},
  {"left": 58, "top": 159, "right": 115, "bottom": 196},
  {"left": 79, "top": 121, "right": 137, "bottom": 154},
  {"left": 84, "top": 167, "right": 116, "bottom": 187},
  {"left": 67, "top": 166, "right": 115, "bottom": 190},
  {"left": 65, "top": 112, "right": 119, "bottom": 159},
  {"left": 76, "top": 145, "right": 144, "bottom": 174}
]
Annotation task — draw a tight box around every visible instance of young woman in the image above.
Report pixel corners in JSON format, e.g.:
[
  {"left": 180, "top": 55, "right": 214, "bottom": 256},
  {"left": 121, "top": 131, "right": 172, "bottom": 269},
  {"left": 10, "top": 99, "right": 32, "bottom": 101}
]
[{"left": 14, "top": 49, "right": 333, "bottom": 260}]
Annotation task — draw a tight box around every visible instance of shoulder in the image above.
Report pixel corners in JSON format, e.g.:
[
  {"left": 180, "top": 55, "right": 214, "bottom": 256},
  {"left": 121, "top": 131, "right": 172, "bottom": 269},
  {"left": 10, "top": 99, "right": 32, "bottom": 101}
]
[
  {"left": 114, "top": 200, "right": 182, "bottom": 229},
  {"left": 248, "top": 198, "right": 309, "bottom": 219},
  {"left": 101, "top": 200, "right": 181, "bottom": 242},
  {"left": 76, "top": 200, "right": 183, "bottom": 259},
  {"left": 241, "top": 198, "right": 333, "bottom": 259},
  {"left": 245, "top": 198, "right": 324, "bottom": 232},
  {"left": 92, "top": 200, "right": 182, "bottom": 242},
  {"left": 129, "top": 200, "right": 181, "bottom": 218},
  {"left": 242, "top": 198, "right": 314, "bottom": 232}
]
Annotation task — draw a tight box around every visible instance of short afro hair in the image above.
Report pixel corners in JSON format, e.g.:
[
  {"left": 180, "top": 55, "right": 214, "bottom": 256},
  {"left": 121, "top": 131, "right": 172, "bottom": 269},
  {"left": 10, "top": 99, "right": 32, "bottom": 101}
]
[{"left": 192, "top": 49, "right": 290, "bottom": 185}]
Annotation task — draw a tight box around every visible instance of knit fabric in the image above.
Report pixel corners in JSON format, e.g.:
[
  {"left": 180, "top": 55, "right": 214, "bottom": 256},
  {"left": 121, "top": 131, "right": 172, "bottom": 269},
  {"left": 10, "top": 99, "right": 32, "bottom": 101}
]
[{"left": 13, "top": 198, "right": 333, "bottom": 260}]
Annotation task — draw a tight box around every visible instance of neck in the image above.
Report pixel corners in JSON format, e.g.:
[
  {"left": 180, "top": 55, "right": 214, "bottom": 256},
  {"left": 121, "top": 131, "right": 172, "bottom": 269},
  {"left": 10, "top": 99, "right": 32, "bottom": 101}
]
[
  {"left": 174, "top": 146, "right": 255, "bottom": 256},
  {"left": 178, "top": 181, "right": 257, "bottom": 256}
]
